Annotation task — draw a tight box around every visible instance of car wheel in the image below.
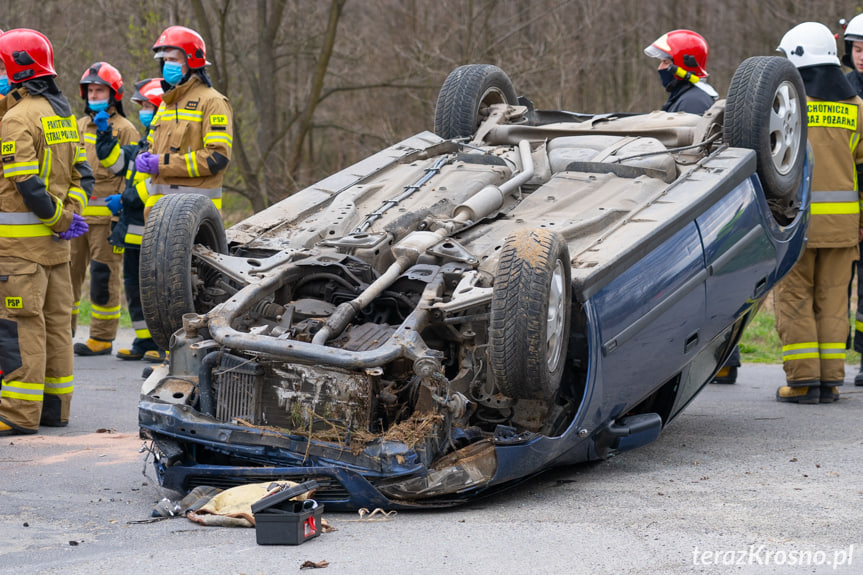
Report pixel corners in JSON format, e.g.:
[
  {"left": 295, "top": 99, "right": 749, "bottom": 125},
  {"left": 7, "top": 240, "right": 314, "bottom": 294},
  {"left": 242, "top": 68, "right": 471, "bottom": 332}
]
[
  {"left": 489, "top": 229, "right": 572, "bottom": 401},
  {"left": 434, "top": 64, "right": 518, "bottom": 139},
  {"left": 140, "top": 194, "right": 228, "bottom": 350},
  {"left": 724, "top": 56, "right": 806, "bottom": 219}
]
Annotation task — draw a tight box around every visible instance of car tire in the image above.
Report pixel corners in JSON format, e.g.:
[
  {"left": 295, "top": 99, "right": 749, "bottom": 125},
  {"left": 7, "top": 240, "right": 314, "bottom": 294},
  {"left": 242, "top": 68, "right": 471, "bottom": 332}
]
[
  {"left": 489, "top": 228, "right": 572, "bottom": 401},
  {"left": 140, "top": 194, "right": 228, "bottom": 350},
  {"left": 434, "top": 64, "right": 518, "bottom": 139},
  {"left": 724, "top": 56, "right": 806, "bottom": 220}
]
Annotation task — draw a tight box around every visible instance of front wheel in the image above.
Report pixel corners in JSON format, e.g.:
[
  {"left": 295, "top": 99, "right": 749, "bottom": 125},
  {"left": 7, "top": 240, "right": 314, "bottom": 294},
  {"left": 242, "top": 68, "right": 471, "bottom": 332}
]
[
  {"left": 489, "top": 229, "right": 572, "bottom": 401},
  {"left": 140, "top": 194, "right": 228, "bottom": 349},
  {"left": 725, "top": 56, "right": 806, "bottom": 222}
]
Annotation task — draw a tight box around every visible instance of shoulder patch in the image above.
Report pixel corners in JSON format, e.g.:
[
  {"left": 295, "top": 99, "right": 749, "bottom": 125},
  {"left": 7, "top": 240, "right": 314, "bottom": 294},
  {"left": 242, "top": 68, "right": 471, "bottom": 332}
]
[
  {"left": 209, "top": 114, "right": 227, "bottom": 126},
  {"left": 1, "top": 141, "right": 15, "bottom": 155}
]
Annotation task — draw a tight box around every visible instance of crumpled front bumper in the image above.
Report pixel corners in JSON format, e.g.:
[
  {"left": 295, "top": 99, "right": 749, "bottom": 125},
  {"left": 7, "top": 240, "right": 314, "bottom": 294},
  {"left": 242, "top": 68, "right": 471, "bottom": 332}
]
[{"left": 140, "top": 400, "right": 501, "bottom": 510}]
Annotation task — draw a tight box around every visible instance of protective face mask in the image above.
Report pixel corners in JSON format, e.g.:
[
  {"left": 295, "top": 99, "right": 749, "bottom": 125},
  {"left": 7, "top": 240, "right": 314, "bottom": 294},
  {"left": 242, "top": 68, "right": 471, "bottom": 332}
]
[
  {"left": 0, "top": 75, "right": 9, "bottom": 96},
  {"left": 163, "top": 61, "right": 185, "bottom": 86},
  {"left": 89, "top": 99, "right": 109, "bottom": 112},
  {"left": 139, "top": 110, "right": 155, "bottom": 128},
  {"left": 658, "top": 68, "right": 676, "bottom": 90}
]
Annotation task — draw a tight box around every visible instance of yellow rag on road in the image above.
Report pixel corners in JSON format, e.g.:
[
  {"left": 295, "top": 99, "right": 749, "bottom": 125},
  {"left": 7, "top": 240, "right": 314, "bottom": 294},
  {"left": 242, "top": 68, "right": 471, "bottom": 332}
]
[{"left": 186, "top": 481, "right": 302, "bottom": 527}]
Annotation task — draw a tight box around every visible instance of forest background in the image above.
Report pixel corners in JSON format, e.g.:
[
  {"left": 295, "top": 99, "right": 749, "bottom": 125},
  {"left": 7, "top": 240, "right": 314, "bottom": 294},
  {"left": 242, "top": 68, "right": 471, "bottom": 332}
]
[{"left": 4, "top": 0, "right": 860, "bottom": 219}]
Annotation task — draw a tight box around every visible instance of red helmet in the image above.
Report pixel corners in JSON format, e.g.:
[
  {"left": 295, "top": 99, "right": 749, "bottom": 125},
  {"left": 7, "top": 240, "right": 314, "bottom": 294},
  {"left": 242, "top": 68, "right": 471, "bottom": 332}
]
[
  {"left": 644, "top": 29, "right": 710, "bottom": 77},
  {"left": 79, "top": 62, "right": 124, "bottom": 100},
  {"left": 131, "top": 78, "right": 164, "bottom": 108},
  {"left": 0, "top": 28, "right": 56, "bottom": 82},
  {"left": 153, "top": 26, "right": 208, "bottom": 69}
]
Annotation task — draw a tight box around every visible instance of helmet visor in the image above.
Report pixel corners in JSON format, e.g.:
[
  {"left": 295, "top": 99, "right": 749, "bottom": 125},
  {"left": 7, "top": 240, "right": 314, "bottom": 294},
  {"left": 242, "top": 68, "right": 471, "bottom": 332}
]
[
  {"left": 644, "top": 44, "right": 671, "bottom": 60},
  {"left": 154, "top": 47, "right": 186, "bottom": 61}
]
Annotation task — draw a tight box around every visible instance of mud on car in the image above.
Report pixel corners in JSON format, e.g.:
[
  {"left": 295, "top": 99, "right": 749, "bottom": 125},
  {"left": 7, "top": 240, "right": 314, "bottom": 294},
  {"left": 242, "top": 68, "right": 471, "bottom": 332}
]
[{"left": 138, "top": 56, "right": 810, "bottom": 510}]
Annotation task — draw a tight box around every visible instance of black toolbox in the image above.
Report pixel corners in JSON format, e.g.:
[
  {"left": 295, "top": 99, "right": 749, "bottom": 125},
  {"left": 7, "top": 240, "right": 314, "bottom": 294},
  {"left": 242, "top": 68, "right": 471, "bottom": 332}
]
[{"left": 251, "top": 480, "right": 323, "bottom": 545}]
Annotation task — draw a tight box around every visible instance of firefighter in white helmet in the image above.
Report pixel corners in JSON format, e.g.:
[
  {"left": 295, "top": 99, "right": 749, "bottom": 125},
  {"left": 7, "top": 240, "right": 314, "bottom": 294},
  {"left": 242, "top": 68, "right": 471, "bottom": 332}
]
[{"left": 774, "top": 22, "right": 863, "bottom": 403}]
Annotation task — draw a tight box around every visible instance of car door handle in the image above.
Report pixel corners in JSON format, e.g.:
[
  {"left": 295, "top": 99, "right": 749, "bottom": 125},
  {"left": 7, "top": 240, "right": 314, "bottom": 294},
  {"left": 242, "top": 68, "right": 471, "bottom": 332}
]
[
  {"left": 753, "top": 275, "right": 768, "bottom": 298},
  {"left": 684, "top": 331, "right": 699, "bottom": 353}
]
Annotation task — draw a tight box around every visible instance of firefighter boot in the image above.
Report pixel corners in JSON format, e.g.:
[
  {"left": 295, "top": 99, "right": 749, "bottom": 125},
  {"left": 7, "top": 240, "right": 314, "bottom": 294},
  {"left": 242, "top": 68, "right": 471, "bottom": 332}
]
[
  {"left": 74, "top": 338, "right": 113, "bottom": 356},
  {"left": 819, "top": 381, "right": 841, "bottom": 403},
  {"left": 0, "top": 419, "right": 38, "bottom": 437},
  {"left": 711, "top": 366, "right": 738, "bottom": 384},
  {"left": 143, "top": 350, "right": 167, "bottom": 363},
  {"left": 776, "top": 380, "right": 820, "bottom": 404},
  {"left": 855, "top": 359, "right": 863, "bottom": 387}
]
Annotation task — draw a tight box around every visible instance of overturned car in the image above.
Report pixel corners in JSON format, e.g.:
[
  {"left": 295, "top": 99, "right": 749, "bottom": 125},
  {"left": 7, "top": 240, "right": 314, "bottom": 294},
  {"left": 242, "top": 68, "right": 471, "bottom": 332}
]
[{"left": 138, "top": 56, "right": 810, "bottom": 510}]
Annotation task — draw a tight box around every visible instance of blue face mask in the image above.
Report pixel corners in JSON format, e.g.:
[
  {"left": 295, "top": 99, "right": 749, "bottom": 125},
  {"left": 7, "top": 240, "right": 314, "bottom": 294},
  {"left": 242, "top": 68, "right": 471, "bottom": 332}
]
[
  {"left": 0, "top": 75, "right": 9, "bottom": 96},
  {"left": 139, "top": 110, "right": 155, "bottom": 128},
  {"left": 163, "top": 61, "right": 185, "bottom": 86},
  {"left": 89, "top": 99, "right": 109, "bottom": 112}
]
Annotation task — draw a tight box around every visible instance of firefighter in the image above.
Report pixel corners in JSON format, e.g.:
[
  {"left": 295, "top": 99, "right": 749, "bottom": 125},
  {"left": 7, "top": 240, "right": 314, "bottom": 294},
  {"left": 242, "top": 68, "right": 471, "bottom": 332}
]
[
  {"left": 644, "top": 29, "right": 719, "bottom": 114},
  {"left": 774, "top": 22, "right": 863, "bottom": 404},
  {"left": 646, "top": 29, "right": 737, "bottom": 384},
  {"left": 71, "top": 62, "right": 140, "bottom": 356},
  {"left": 841, "top": 14, "right": 863, "bottom": 387},
  {"left": 0, "top": 29, "right": 94, "bottom": 435},
  {"left": 135, "top": 25, "right": 233, "bottom": 216},
  {"left": 99, "top": 78, "right": 166, "bottom": 362}
]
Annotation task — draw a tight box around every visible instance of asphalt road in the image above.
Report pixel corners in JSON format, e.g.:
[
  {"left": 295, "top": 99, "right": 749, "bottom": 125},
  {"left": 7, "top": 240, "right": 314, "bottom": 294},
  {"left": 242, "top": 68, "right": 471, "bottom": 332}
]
[{"left": 1, "top": 327, "right": 862, "bottom": 574}]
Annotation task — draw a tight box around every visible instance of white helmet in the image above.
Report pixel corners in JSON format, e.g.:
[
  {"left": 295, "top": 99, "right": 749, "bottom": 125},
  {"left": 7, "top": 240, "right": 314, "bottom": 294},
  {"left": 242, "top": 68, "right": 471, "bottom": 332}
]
[
  {"left": 777, "top": 22, "right": 840, "bottom": 68},
  {"left": 842, "top": 14, "right": 863, "bottom": 68}
]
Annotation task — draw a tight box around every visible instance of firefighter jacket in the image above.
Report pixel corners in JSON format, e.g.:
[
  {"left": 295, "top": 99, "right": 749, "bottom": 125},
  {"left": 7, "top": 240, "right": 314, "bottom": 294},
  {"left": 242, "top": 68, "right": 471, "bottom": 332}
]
[
  {"left": 96, "top": 128, "right": 149, "bottom": 248},
  {"left": 145, "top": 75, "right": 232, "bottom": 209},
  {"left": 662, "top": 81, "right": 716, "bottom": 114},
  {"left": 77, "top": 109, "right": 139, "bottom": 224},
  {"left": 806, "top": 95, "right": 863, "bottom": 247},
  {"left": 0, "top": 87, "right": 93, "bottom": 266}
]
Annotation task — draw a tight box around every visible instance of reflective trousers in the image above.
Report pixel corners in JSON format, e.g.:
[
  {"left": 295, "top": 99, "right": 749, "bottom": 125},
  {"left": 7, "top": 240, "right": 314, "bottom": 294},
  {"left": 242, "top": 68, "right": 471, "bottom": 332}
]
[
  {"left": 70, "top": 221, "right": 123, "bottom": 340},
  {"left": 0, "top": 258, "right": 74, "bottom": 431},
  {"left": 123, "top": 247, "right": 157, "bottom": 351},
  {"left": 775, "top": 245, "right": 858, "bottom": 385}
]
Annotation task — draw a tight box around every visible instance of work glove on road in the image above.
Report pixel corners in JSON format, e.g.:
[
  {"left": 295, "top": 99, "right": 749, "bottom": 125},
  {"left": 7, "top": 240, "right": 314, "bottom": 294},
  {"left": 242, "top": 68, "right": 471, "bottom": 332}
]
[
  {"left": 105, "top": 194, "right": 123, "bottom": 215},
  {"left": 57, "top": 213, "right": 89, "bottom": 240},
  {"left": 94, "top": 110, "right": 110, "bottom": 132},
  {"left": 135, "top": 152, "right": 160, "bottom": 175}
]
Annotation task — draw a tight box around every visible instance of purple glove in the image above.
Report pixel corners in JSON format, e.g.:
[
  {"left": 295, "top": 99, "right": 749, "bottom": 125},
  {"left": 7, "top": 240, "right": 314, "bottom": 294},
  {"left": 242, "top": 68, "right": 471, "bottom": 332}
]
[
  {"left": 57, "top": 213, "right": 89, "bottom": 240},
  {"left": 135, "top": 152, "right": 160, "bottom": 174}
]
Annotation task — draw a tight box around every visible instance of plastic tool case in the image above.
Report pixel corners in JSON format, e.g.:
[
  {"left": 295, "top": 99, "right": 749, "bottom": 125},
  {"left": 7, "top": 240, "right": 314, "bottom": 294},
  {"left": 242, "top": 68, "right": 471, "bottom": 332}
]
[{"left": 252, "top": 480, "right": 323, "bottom": 545}]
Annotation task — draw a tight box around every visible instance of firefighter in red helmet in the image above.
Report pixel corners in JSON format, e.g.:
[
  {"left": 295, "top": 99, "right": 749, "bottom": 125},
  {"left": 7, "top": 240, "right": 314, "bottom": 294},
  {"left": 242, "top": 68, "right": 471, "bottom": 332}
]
[
  {"left": 0, "top": 29, "right": 95, "bottom": 435},
  {"left": 135, "top": 25, "right": 233, "bottom": 217},
  {"left": 71, "top": 62, "right": 140, "bottom": 356},
  {"left": 99, "top": 78, "right": 167, "bottom": 363},
  {"left": 644, "top": 29, "right": 719, "bottom": 114}
]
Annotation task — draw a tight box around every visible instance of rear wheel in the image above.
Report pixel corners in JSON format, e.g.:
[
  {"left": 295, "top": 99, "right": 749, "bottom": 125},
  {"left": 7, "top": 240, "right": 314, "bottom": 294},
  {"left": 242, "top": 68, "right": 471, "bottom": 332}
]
[
  {"left": 140, "top": 194, "right": 228, "bottom": 349},
  {"left": 434, "top": 64, "right": 518, "bottom": 139},
  {"left": 489, "top": 229, "right": 571, "bottom": 401},
  {"left": 725, "top": 56, "right": 806, "bottom": 222}
]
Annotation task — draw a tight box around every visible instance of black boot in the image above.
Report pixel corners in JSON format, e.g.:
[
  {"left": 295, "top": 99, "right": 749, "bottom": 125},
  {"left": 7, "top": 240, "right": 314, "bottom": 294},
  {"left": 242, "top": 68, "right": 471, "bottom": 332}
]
[{"left": 855, "top": 359, "right": 863, "bottom": 387}]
